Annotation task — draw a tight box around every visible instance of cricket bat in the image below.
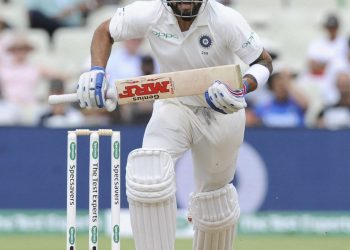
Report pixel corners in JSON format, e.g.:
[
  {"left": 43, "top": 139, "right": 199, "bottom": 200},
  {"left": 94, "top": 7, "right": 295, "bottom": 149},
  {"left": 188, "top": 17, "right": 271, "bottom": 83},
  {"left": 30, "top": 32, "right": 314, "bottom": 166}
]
[{"left": 48, "top": 64, "right": 242, "bottom": 105}]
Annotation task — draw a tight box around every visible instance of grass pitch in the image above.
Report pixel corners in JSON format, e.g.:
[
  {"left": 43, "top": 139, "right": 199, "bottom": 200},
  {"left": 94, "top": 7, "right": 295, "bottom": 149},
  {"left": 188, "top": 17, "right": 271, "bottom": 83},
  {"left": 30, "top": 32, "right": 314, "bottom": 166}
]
[{"left": 1, "top": 234, "right": 350, "bottom": 250}]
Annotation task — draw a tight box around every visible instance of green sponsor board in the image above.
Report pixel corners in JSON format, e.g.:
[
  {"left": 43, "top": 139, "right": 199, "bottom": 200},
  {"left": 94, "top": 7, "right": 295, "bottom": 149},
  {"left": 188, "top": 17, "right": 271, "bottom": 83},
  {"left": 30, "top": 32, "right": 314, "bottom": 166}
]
[
  {"left": 0, "top": 210, "right": 91, "bottom": 234},
  {"left": 238, "top": 212, "right": 350, "bottom": 235},
  {"left": 1, "top": 210, "right": 350, "bottom": 235}
]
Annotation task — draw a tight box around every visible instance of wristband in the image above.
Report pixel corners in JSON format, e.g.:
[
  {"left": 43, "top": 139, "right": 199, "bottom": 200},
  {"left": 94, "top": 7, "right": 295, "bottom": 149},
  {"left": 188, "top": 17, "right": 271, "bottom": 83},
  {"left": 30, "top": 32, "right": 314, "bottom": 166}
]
[
  {"left": 244, "top": 64, "right": 270, "bottom": 88},
  {"left": 91, "top": 66, "right": 105, "bottom": 108},
  {"left": 91, "top": 66, "right": 105, "bottom": 71},
  {"left": 242, "top": 80, "right": 249, "bottom": 94}
]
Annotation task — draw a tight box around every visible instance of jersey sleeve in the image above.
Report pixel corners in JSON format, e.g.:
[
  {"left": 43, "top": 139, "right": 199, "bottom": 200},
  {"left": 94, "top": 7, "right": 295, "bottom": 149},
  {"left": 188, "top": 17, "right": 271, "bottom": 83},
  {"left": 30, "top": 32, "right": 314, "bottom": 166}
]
[
  {"left": 109, "top": 0, "right": 162, "bottom": 41},
  {"left": 226, "top": 10, "right": 263, "bottom": 65}
]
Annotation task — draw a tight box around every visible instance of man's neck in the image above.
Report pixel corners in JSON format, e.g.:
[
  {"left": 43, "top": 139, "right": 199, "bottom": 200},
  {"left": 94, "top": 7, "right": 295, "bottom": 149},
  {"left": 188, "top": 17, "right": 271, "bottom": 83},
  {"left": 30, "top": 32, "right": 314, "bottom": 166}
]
[{"left": 176, "top": 17, "right": 194, "bottom": 32}]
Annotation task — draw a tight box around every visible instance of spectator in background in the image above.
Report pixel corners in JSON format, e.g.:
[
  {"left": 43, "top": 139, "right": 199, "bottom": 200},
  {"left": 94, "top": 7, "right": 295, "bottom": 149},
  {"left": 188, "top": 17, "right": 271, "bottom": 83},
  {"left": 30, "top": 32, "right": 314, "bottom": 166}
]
[
  {"left": 347, "top": 37, "right": 350, "bottom": 63},
  {"left": 347, "top": 37, "right": 350, "bottom": 68},
  {"left": 341, "top": 36, "right": 350, "bottom": 68},
  {"left": 296, "top": 44, "right": 333, "bottom": 127},
  {"left": 77, "top": 38, "right": 146, "bottom": 126},
  {"left": 37, "top": 79, "right": 86, "bottom": 127},
  {"left": 317, "top": 72, "right": 350, "bottom": 129},
  {"left": 0, "top": 17, "right": 12, "bottom": 62},
  {"left": 296, "top": 14, "right": 348, "bottom": 123},
  {"left": 0, "top": 81, "right": 21, "bottom": 125},
  {"left": 106, "top": 38, "right": 156, "bottom": 124},
  {"left": 0, "top": 33, "right": 69, "bottom": 125},
  {"left": 307, "top": 13, "right": 348, "bottom": 64},
  {"left": 246, "top": 38, "right": 280, "bottom": 106},
  {"left": 106, "top": 38, "right": 144, "bottom": 82},
  {"left": 26, "top": 0, "right": 101, "bottom": 39},
  {"left": 0, "top": 17, "right": 11, "bottom": 31},
  {"left": 319, "top": 36, "right": 350, "bottom": 114},
  {"left": 252, "top": 63, "right": 308, "bottom": 128},
  {"left": 245, "top": 38, "right": 281, "bottom": 126}
]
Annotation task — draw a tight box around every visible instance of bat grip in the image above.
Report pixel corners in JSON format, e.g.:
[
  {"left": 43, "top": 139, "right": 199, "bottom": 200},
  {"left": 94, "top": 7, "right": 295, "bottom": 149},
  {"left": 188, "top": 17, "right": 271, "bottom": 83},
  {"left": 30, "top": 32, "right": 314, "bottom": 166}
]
[
  {"left": 48, "top": 93, "right": 79, "bottom": 105},
  {"left": 48, "top": 92, "right": 116, "bottom": 105}
]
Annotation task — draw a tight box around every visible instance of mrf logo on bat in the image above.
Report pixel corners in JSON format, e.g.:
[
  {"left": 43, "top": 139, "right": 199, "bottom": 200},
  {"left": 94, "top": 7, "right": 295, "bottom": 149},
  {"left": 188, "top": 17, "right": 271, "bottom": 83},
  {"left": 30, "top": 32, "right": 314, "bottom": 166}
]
[{"left": 118, "top": 77, "right": 175, "bottom": 103}]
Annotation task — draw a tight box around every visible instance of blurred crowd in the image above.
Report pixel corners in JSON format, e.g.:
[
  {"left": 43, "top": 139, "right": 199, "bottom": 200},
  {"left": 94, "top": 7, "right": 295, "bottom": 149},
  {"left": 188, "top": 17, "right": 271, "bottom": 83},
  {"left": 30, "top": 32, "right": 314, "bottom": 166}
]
[
  {"left": 246, "top": 12, "right": 350, "bottom": 130},
  {"left": 0, "top": 0, "right": 350, "bottom": 129}
]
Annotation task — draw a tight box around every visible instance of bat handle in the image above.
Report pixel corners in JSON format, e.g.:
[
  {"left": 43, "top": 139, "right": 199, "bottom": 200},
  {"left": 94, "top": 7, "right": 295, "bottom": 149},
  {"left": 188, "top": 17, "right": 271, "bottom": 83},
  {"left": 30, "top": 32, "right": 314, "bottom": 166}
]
[
  {"left": 48, "top": 92, "right": 116, "bottom": 105},
  {"left": 48, "top": 93, "right": 79, "bottom": 105}
]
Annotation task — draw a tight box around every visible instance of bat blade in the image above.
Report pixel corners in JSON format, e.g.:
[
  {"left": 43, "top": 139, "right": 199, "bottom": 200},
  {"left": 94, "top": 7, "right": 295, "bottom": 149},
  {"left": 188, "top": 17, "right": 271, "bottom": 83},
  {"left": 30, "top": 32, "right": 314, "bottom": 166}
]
[
  {"left": 116, "top": 64, "right": 242, "bottom": 104},
  {"left": 48, "top": 64, "right": 242, "bottom": 106}
]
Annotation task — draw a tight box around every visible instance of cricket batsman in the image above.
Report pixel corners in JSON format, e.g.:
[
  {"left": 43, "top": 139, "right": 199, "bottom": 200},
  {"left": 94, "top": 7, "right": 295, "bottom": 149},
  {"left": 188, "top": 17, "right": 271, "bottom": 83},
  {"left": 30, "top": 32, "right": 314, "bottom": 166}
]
[{"left": 76, "top": 0, "right": 273, "bottom": 249}]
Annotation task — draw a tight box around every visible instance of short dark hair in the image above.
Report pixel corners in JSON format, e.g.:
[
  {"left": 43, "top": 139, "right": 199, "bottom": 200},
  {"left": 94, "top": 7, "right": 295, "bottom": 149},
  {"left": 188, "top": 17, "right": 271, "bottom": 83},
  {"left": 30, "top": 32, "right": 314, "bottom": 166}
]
[
  {"left": 323, "top": 13, "right": 339, "bottom": 29},
  {"left": 141, "top": 55, "right": 154, "bottom": 65}
]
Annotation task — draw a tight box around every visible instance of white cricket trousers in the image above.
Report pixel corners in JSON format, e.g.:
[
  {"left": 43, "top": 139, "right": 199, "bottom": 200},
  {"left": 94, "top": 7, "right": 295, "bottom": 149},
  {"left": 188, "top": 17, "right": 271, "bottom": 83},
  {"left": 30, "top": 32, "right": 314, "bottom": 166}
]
[{"left": 142, "top": 99, "right": 245, "bottom": 192}]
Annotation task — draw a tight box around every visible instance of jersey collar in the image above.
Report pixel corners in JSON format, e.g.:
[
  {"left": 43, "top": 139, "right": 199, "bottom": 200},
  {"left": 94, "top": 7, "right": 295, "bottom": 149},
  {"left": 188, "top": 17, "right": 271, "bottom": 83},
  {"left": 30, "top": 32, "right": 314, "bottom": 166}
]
[{"left": 194, "top": 1, "right": 210, "bottom": 26}]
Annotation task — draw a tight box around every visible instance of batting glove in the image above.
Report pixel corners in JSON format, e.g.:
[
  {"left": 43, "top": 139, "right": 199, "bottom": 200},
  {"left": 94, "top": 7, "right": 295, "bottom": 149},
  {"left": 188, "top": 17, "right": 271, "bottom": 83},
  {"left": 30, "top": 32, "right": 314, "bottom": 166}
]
[
  {"left": 205, "top": 80, "right": 247, "bottom": 114},
  {"left": 76, "top": 66, "right": 117, "bottom": 112}
]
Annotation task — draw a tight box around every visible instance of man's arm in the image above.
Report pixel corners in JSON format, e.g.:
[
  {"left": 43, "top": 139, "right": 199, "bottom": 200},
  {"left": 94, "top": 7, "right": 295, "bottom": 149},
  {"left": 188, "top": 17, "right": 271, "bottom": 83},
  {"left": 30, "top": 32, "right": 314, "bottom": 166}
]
[
  {"left": 90, "top": 19, "right": 114, "bottom": 68},
  {"left": 243, "top": 49, "right": 273, "bottom": 93},
  {"left": 74, "top": 19, "right": 118, "bottom": 111},
  {"left": 205, "top": 49, "right": 273, "bottom": 114}
]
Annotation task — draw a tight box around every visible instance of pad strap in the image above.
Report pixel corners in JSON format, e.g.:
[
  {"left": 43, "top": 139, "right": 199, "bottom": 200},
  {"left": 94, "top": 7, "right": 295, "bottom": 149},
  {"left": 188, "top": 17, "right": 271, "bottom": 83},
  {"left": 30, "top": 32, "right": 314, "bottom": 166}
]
[
  {"left": 190, "top": 184, "right": 240, "bottom": 250},
  {"left": 190, "top": 184, "right": 240, "bottom": 231}
]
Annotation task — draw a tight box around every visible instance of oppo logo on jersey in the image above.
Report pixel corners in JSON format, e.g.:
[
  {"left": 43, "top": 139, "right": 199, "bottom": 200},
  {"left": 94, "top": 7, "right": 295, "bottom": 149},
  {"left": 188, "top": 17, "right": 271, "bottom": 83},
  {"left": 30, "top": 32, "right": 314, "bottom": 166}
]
[
  {"left": 119, "top": 80, "right": 174, "bottom": 101},
  {"left": 152, "top": 30, "right": 179, "bottom": 40}
]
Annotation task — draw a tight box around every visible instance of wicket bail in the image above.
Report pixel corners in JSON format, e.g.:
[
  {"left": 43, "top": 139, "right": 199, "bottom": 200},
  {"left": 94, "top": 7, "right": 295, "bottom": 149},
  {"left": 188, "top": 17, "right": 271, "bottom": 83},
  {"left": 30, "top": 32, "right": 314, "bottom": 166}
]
[{"left": 67, "top": 129, "right": 121, "bottom": 250}]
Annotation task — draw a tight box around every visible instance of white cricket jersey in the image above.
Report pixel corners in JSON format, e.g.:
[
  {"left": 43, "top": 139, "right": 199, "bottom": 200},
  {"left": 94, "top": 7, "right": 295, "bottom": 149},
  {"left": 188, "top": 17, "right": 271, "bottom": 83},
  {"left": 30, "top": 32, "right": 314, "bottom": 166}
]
[{"left": 109, "top": 0, "right": 263, "bottom": 106}]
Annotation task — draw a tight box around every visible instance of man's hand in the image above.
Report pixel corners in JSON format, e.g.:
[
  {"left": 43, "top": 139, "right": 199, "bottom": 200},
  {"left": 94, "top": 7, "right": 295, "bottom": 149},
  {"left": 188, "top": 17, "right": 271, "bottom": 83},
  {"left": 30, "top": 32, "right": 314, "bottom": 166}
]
[
  {"left": 205, "top": 80, "right": 247, "bottom": 114},
  {"left": 76, "top": 66, "right": 117, "bottom": 112}
]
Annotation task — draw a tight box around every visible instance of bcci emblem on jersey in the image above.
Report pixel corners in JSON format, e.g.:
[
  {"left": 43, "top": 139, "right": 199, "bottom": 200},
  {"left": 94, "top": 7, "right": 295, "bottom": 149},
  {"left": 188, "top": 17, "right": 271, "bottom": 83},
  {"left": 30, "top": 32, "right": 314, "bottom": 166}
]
[{"left": 199, "top": 34, "right": 213, "bottom": 49}]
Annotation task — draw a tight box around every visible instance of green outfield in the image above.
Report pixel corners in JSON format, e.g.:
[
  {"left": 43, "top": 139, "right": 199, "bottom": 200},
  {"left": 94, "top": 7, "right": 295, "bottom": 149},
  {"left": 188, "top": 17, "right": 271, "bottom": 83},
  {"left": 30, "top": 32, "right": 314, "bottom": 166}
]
[{"left": 1, "top": 234, "right": 350, "bottom": 250}]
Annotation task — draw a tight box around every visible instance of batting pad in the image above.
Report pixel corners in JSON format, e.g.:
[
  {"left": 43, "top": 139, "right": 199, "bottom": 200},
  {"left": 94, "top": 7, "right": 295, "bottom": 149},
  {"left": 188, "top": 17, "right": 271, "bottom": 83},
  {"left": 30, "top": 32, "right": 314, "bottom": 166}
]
[
  {"left": 190, "top": 184, "right": 240, "bottom": 250},
  {"left": 126, "top": 149, "right": 177, "bottom": 250}
]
